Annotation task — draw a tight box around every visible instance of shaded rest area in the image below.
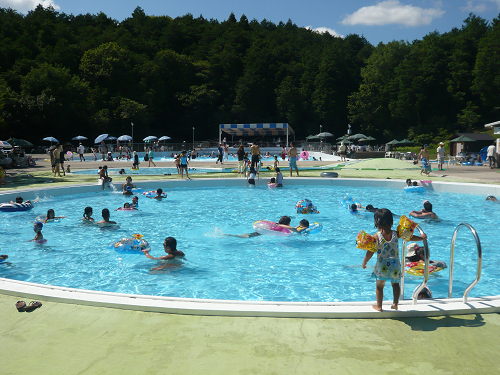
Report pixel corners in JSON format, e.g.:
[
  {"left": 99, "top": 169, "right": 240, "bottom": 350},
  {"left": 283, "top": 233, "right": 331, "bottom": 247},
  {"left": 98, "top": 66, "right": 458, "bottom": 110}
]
[
  {"left": 219, "top": 123, "right": 294, "bottom": 145},
  {"left": 1, "top": 293, "right": 500, "bottom": 374}
]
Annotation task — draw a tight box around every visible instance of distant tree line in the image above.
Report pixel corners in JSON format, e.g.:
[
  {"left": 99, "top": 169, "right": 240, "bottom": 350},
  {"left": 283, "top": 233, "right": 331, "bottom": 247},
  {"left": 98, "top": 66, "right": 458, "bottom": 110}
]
[{"left": 0, "top": 5, "right": 498, "bottom": 145}]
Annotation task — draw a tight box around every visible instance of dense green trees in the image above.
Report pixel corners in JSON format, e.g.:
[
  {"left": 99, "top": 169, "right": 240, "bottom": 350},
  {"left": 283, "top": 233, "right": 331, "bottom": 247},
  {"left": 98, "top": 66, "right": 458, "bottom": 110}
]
[{"left": 0, "top": 5, "right": 499, "bottom": 145}]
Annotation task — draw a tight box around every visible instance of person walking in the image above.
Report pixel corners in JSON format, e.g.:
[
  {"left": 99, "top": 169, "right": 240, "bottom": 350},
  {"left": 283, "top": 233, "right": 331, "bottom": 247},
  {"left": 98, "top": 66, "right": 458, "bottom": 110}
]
[
  {"left": 487, "top": 142, "right": 496, "bottom": 169},
  {"left": 437, "top": 142, "right": 445, "bottom": 171},
  {"left": 77, "top": 143, "right": 85, "bottom": 162}
]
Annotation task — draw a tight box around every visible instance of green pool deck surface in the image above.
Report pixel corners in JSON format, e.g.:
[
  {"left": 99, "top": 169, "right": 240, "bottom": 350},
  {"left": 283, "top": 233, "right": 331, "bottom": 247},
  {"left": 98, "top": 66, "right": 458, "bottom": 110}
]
[{"left": 2, "top": 156, "right": 500, "bottom": 374}]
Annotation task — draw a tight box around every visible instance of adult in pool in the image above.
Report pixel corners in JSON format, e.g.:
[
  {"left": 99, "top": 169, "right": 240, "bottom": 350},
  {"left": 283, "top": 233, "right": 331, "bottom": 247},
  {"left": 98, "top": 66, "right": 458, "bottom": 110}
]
[
  {"left": 409, "top": 200, "right": 439, "bottom": 220},
  {"left": 141, "top": 237, "right": 185, "bottom": 271},
  {"left": 97, "top": 208, "right": 117, "bottom": 226},
  {"left": 486, "top": 196, "right": 498, "bottom": 202}
]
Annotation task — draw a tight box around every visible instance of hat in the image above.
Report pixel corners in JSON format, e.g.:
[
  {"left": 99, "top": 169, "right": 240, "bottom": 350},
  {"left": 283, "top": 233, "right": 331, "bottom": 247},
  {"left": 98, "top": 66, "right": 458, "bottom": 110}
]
[
  {"left": 439, "top": 142, "right": 444, "bottom": 145},
  {"left": 406, "top": 243, "right": 420, "bottom": 257}
]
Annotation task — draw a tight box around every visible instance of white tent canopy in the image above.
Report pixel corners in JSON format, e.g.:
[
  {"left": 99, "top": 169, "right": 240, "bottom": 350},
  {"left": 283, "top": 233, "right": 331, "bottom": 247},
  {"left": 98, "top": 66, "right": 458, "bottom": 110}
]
[{"left": 219, "top": 123, "right": 294, "bottom": 145}]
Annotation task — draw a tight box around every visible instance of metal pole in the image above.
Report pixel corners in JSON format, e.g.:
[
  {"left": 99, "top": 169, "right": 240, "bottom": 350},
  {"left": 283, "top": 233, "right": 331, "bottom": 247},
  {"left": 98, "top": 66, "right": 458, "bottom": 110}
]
[
  {"left": 193, "top": 127, "right": 195, "bottom": 149},
  {"left": 131, "top": 122, "right": 134, "bottom": 151}
]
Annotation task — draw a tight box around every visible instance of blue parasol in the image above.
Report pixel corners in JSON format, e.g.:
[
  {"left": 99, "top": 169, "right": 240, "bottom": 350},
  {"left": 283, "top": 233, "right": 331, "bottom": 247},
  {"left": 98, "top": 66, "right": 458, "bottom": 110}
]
[
  {"left": 94, "top": 134, "right": 109, "bottom": 144},
  {"left": 117, "top": 135, "right": 133, "bottom": 141},
  {"left": 72, "top": 135, "right": 88, "bottom": 141},
  {"left": 143, "top": 136, "right": 158, "bottom": 142},
  {"left": 43, "top": 136, "right": 59, "bottom": 143}
]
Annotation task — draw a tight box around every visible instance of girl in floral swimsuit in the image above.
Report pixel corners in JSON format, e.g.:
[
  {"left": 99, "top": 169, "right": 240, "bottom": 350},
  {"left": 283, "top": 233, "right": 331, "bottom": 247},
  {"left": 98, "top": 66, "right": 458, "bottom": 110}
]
[{"left": 362, "top": 209, "right": 427, "bottom": 312}]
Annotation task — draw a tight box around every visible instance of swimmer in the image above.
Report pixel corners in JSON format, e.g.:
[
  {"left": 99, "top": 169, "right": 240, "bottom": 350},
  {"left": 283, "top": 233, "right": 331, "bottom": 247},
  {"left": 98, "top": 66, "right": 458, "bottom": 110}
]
[
  {"left": 31, "top": 222, "right": 44, "bottom": 242},
  {"left": 115, "top": 202, "right": 136, "bottom": 211},
  {"left": 141, "top": 236, "right": 185, "bottom": 271},
  {"left": 43, "top": 209, "right": 66, "bottom": 223},
  {"left": 277, "top": 218, "right": 310, "bottom": 234},
  {"left": 357, "top": 204, "right": 378, "bottom": 213},
  {"left": 82, "top": 206, "right": 94, "bottom": 222},
  {"left": 410, "top": 200, "right": 439, "bottom": 220},
  {"left": 268, "top": 177, "right": 276, "bottom": 186},
  {"left": 97, "top": 208, "right": 117, "bottom": 226},
  {"left": 0, "top": 254, "right": 8, "bottom": 262},
  {"left": 224, "top": 216, "right": 293, "bottom": 238},
  {"left": 10, "top": 196, "right": 39, "bottom": 205},
  {"left": 412, "top": 181, "right": 419, "bottom": 186},
  {"left": 146, "top": 188, "right": 166, "bottom": 200},
  {"left": 119, "top": 169, "right": 126, "bottom": 174},
  {"left": 99, "top": 165, "right": 112, "bottom": 190},
  {"left": 65, "top": 165, "right": 71, "bottom": 173},
  {"left": 486, "top": 196, "right": 498, "bottom": 202},
  {"left": 405, "top": 243, "right": 447, "bottom": 270},
  {"left": 350, "top": 204, "right": 358, "bottom": 213},
  {"left": 122, "top": 176, "right": 135, "bottom": 196},
  {"left": 406, "top": 179, "right": 412, "bottom": 187},
  {"left": 131, "top": 196, "right": 139, "bottom": 209}
]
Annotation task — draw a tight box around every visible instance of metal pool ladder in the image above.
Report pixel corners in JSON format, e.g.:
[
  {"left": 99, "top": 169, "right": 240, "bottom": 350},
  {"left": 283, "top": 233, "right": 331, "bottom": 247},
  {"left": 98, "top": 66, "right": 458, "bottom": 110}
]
[{"left": 401, "top": 224, "right": 482, "bottom": 304}]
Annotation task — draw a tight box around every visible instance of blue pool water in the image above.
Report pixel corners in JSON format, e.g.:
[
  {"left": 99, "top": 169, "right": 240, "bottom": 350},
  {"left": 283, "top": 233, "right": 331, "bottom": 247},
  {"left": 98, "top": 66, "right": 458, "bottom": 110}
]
[
  {"left": 0, "top": 184, "right": 496, "bottom": 302},
  {"left": 72, "top": 167, "right": 230, "bottom": 175}
]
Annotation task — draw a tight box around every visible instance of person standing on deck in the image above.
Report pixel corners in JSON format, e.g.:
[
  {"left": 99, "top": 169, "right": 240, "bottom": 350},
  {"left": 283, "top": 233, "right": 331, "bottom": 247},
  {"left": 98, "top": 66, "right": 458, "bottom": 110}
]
[
  {"left": 287, "top": 142, "right": 299, "bottom": 177},
  {"left": 250, "top": 142, "right": 260, "bottom": 170},
  {"left": 437, "top": 142, "right": 445, "bottom": 171}
]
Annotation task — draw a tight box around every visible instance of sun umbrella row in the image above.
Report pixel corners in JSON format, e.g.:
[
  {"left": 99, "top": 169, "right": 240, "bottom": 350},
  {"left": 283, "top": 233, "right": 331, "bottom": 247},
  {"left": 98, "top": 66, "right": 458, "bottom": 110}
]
[{"left": 37, "top": 135, "right": 172, "bottom": 145}]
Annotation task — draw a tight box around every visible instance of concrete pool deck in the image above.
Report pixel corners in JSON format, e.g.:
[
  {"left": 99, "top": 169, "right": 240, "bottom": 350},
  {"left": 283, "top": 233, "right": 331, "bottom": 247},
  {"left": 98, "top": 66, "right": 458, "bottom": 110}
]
[{"left": 2, "top": 156, "right": 500, "bottom": 374}]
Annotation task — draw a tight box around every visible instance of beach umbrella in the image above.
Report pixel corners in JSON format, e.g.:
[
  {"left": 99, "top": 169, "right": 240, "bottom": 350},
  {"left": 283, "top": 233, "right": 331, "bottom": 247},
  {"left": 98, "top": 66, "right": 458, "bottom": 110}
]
[
  {"left": 337, "top": 135, "right": 349, "bottom": 140},
  {"left": 72, "top": 135, "right": 87, "bottom": 141},
  {"left": 317, "top": 132, "right": 334, "bottom": 138},
  {"left": 143, "top": 135, "right": 158, "bottom": 142},
  {"left": 450, "top": 135, "right": 476, "bottom": 143},
  {"left": 347, "top": 133, "right": 367, "bottom": 140},
  {"left": 43, "top": 136, "right": 59, "bottom": 143},
  {"left": 105, "top": 136, "right": 117, "bottom": 141},
  {"left": 158, "top": 136, "right": 171, "bottom": 141},
  {"left": 306, "top": 135, "right": 319, "bottom": 140},
  {"left": 337, "top": 140, "right": 352, "bottom": 144},
  {"left": 7, "top": 138, "right": 33, "bottom": 147},
  {"left": 0, "top": 140, "right": 12, "bottom": 148},
  {"left": 117, "top": 135, "right": 133, "bottom": 141},
  {"left": 386, "top": 139, "right": 400, "bottom": 145},
  {"left": 94, "top": 134, "right": 108, "bottom": 144},
  {"left": 397, "top": 139, "right": 413, "bottom": 144}
]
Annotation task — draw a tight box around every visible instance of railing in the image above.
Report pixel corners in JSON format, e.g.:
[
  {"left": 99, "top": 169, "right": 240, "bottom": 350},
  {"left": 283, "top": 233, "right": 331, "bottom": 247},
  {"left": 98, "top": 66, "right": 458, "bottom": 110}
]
[{"left": 449, "top": 224, "right": 482, "bottom": 303}]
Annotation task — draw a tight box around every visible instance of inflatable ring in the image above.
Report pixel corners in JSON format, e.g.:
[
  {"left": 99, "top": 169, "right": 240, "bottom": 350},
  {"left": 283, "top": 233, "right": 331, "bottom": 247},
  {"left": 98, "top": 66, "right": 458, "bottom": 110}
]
[
  {"left": 35, "top": 239, "right": 48, "bottom": 244},
  {"left": 268, "top": 183, "right": 277, "bottom": 188},
  {"left": 35, "top": 215, "right": 55, "bottom": 222},
  {"left": 405, "top": 262, "right": 444, "bottom": 276},
  {"left": 109, "top": 235, "right": 150, "bottom": 254},
  {"left": 143, "top": 190, "right": 167, "bottom": 198},
  {"left": 301, "top": 222, "right": 322, "bottom": 235},
  {"left": 404, "top": 186, "right": 426, "bottom": 193},
  {"left": 130, "top": 168, "right": 140, "bottom": 171},
  {"left": 340, "top": 196, "right": 359, "bottom": 213},
  {"left": 295, "top": 199, "right": 319, "bottom": 214},
  {"left": 0, "top": 202, "right": 33, "bottom": 212},
  {"left": 116, "top": 207, "right": 136, "bottom": 211},
  {"left": 253, "top": 220, "right": 293, "bottom": 236},
  {"left": 300, "top": 151, "right": 309, "bottom": 160},
  {"left": 320, "top": 172, "right": 338, "bottom": 178}
]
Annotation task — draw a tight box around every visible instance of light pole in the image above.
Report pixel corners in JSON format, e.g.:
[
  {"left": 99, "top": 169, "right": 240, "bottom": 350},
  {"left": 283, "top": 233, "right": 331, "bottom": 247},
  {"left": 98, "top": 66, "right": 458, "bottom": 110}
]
[
  {"left": 192, "top": 127, "right": 195, "bottom": 149},
  {"left": 347, "top": 124, "right": 351, "bottom": 136},
  {"left": 131, "top": 122, "right": 134, "bottom": 151},
  {"left": 319, "top": 124, "right": 323, "bottom": 152}
]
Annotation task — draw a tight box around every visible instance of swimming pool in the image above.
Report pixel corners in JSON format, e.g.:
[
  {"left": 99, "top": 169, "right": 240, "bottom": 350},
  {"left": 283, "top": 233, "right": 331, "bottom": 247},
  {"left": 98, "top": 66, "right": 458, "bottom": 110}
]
[{"left": 0, "top": 180, "right": 497, "bottom": 304}]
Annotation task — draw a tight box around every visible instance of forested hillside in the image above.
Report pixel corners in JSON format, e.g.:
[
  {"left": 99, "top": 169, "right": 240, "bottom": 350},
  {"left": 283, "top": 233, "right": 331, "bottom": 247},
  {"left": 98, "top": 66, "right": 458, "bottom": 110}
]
[{"left": 0, "top": 5, "right": 498, "bottom": 144}]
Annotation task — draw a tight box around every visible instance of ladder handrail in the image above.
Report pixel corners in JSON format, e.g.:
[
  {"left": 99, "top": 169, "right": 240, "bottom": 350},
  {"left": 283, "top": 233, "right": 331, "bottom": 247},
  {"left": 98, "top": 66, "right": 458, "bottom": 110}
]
[
  {"left": 400, "top": 226, "right": 430, "bottom": 304},
  {"left": 449, "top": 223, "right": 482, "bottom": 303}
]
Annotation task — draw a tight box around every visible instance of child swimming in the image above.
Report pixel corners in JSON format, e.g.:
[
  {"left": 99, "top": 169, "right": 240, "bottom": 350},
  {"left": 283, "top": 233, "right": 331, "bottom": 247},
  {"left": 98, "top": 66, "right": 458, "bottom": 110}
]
[
  {"left": 31, "top": 222, "right": 44, "bottom": 242},
  {"left": 82, "top": 207, "right": 94, "bottom": 222},
  {"left": 42, "top": 209, "right": 66, "bottom": 223},
  {"left": 361, "top": 208, "right": 427, "bottom": 311},
  {"left": 145, "top": 188, "right": 166, "bottom": 200},
  {"left": 248, "top": 168, "right": 256, "bottom": 185},
  {"left": 131, "top": 196, "right": 139, "bottom": 208}
]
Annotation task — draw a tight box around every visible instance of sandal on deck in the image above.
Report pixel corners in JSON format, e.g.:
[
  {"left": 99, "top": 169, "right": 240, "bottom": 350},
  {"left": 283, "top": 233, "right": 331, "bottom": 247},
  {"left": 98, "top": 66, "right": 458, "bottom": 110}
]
[
  {"left": 24, "top": 301, "right": 42, "bottom": 312},
  {"left": 16, "top": 301, "right": 26, "bottom": 312}
]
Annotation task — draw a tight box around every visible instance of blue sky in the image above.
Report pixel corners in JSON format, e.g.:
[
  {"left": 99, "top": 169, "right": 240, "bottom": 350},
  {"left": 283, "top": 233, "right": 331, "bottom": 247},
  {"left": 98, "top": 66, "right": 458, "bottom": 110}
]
[{"left": 1, "top": 0, "right": 499, "bottom": 45}]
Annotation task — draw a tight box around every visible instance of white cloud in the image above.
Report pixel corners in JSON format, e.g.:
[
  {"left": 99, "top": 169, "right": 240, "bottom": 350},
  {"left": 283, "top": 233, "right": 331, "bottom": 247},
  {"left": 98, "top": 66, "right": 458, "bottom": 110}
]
[
  {"left": 488, "top": 0, "right": 500, "bottom": 10},
  {"left": 461, "top": 1, "right": 487, "bottom": 12},
  {"left": 341, "top": 0, "right": 445, "bottom": 27},
  {"left": 0, "top": 0, "right": 60, "bottom": 13},
  {"left": 305, "top": 26, "right": 344, "bottom": 38}
]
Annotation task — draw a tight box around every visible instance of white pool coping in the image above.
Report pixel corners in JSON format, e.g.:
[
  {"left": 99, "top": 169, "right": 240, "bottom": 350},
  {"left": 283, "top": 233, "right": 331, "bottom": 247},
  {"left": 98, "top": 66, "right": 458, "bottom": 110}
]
[{"left": 2, "top": 177, "right": 500, "bottom": 318}]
